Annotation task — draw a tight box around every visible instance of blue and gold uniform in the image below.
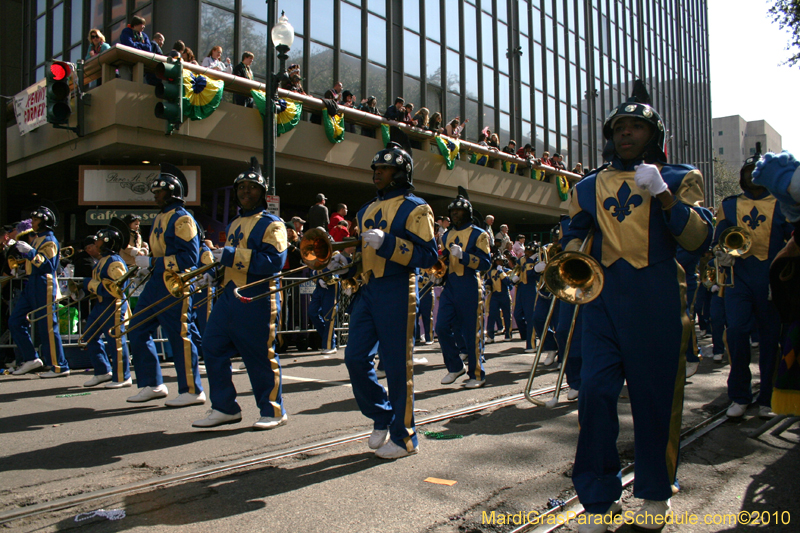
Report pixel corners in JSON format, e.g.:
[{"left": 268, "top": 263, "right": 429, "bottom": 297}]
[
  {"left": 9, "top": 227, "right": 69, "bottom": 374},
  {"left": 512, "top": 251, "right": 538, "bottom": 350},
  {"left": 193, "top": 242, "right": 217, "bottom": 360},
  {"left": 308, "top": 253, "right": 342, "bottom": 353},
  {"left": 487, "top": 263, "right": 513, "bottom": 342},
  {"left": 532, "top": 270, "right": 559, "bottom": 354},
  {"left": 565, "top": 159, "right": 713, "bottom": 513},
  {"left": 82, "top": 252, "right": 130, "bottom": 382},
  {"left": 714, "top": 190, "right": 792, "bottom": 407},
  {"left": 202, "top": 207, "right": 288, "bottom": 420},
  {"left": 436, "top": 222, "right": 491, "bottom": 380},
  {"left": 128, "top": 201, "right": 203, "bottom": 395},
  {"left": 416, "top": 271, "right": 434, "bottom": 342},
  {"left": 344, "top": 187, "right": 438, "bottom": 454},
  {"left": 554, "top": 216, "right": 583, "bottom": 392}
]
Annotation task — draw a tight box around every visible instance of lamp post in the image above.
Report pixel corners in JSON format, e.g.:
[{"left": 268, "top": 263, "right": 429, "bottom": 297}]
[{"left": 264, "top": 6, "right": 294, "bottom": 197}]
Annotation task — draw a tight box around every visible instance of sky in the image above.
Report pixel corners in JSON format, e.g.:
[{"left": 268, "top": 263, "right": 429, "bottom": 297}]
[{"left": 708, "top": 0, "right": 800, "bottom": 152}]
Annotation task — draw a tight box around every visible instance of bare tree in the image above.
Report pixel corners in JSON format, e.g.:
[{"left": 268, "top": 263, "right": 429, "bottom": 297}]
[
  {"left": 713, "top": 158, "right": 740, "bottom": 210},
  {"left": 769, "top": 0, "right": 800, "bottom": 66}
]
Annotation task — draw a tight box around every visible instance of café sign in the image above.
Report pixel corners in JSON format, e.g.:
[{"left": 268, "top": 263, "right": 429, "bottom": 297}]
[{"left": 79, "top": 166, "right": 201, "bottom": 206}]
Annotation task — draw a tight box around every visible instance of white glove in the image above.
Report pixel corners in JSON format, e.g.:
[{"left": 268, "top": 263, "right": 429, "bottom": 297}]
[
  {"left": 201, "top": 273, "right": 214, "bottom": 288},
  {"left": 449, "top": 244, "right": 463, "bottom": 259},
  {"left": 129, "top": 247, "right": 141, "bottom": 256},
  {"left": 329, "top": 254, "right": 348, "bottom": 270},
  {"left": 534, "top": 261, "right": 546, "bottom": 273},
  {"left": 15, "top": 241, "right": 33, "bottom": 254},
  {"left": 343, "top": 286, "right": 354, "bottom": 296},
  {"left": 711, "top": 284, "right": 720, "bottom": 293},
  {"left": 134, "top": 255, "right": 151, "bottom": 268},
  {"left": 212, "top": 248, "right": 225, "bottom": 261},
  {"left": 510, "top": 274, "right": 520, "bottom": 283},
  {"left": 318, "top": 278, "right": 328, "bottom": 289},
  {"left": 496, "top": 265, "right": 503, "bottom": 271},
  {"left": 714, "top": 248, "right": 735, "bottom": 268},
  {"left": 362, "top": 229, "right": 385, "bottom": 249},
  {"left": 634, "top": 163, "right": 669, "bottom": 196}
]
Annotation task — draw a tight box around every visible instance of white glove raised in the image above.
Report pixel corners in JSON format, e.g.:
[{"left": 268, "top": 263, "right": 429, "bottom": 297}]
[
  {"left": 211, "top": 248, "right": 225, "bottom": 261},
  {"left": 134, "top": 255, "right": 151, "bottom": 269},
  {"left": 449, "top": 244, "right": 463, "bottom": 259},
  {"left": 634, "top": 163, "right": 669, "bottom": 196},
  {"left": 510, "top": 274, "right": 520, "bottom": 283},
  {"left": 362, "top": 229, "right": 386, "bottom": 249},
  {"left": 534, "top": 261, "right": 546, "bottom": 273},
  {"left": 496, "top": 265, "right": 503, "bottom": 271},
  {"left": 15, "top": 241, "right": 33, "bottom": 254},
  {"left": 129, "top": 247, "right": 141, "bottom": 256},
  {"left": 711, "top": 284, "right": 720, "bottom": 293},
  {"left": 714, "top": 248, "right": 736, "bottom": 268},
  {"left": 318, "top": 278, "right": 328, "bottom": 289}
]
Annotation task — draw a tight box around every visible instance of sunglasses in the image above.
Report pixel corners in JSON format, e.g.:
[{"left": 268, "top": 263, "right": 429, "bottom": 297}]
[{"left": 91, "top": 35, "right": 99, "bottom": 38}]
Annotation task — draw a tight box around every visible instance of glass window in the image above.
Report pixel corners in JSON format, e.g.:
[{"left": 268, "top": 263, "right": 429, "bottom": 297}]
[
  {"left": 91, "top": 0, "right": 103, "bottom": 33},
  {"left": 446, "top": 49, "right": 459, "bottom": 94},
  {"left": 548, "top": 95, "right": 557, "bottom": 130},
  {"left": 199, "top": 4, "right": 234, "bottom": 67},
  {"left": 71, "top": 0, "right": 83, "bottom": 45},
  {"left": 519, "top": 0, "right": 529, "bottom": 36},
  {"left": 404, "top": 75, "right": 421, "bottom": 109},
  {"left": 483, "top": 65, "right": 494, "bottom": 105},
  {"left": 286, "top": 35, "right": 304, "bottom": 72},
  {"left": 499, "top": 72, "right": 509, "bottom": 112},
  {"left": 427, "top": 85, "right": 442, "bottom": 116},
  {"left": 53, "top": 3, "right": 64, "bottom": 56},
  {"left": 36, "top": 15, "right": 45, "bottom": 64},
  {"left": 308, "top": 42, "right": 334, "bottom": 96},
  {"left": 497, "top": 0, "right": 508, "bottom": 23},
  {"left": 464, "top": 3, "right": 477, "bottom": 59},
  {"left": 368, "top": 62, "right": 388, "bottom": 108},
  {"left": 310, "top": 0, "right": 334, "bottom": 46},
  {"left": 404, "top": 30, "right": 420, "bottom": 77},
  {"left": 341, "top": 53, "right": 362, "bottom": 97},
  {"left": 445, "top": 0, "right": 460, "bottom": 48},
  {"left": 535, "top": 89, "right": 544, "bottom": 127},
  {"left": 369, "top": 0, "right": 385, "bottom": 16},
  {"left": 134, "top": 4, "right": 152, "bottom": 28},
  {"left": 559, "top": 100, "right": 568, "bottom": 132},
  {"left": 465, "top": 99, "right": 479, "bottom": 142},
  {"left": 536, "top": 125, "right": 544, "bottom": 150},
  {"left": 241, "top": 18, "right": 268, "bottom": 78},
  {"left": 405, "top": 0, "right": 420, "bottom": 32},
  {"left": 111, "top": 0, "right": 126, "bottom": 21},
  {"left": 207, "top": 0, "right": 234, "bottom": 9},
  {"left": 533, "top": 42, "right": 543, "bottom": 90},
  {"left": 277, "top": 0, "right": 304, "bottom": 28},
  {"left": 497, "top": 21, "right": 508, "bottom": 74},
  {"left": 522, "top": 119, "right": 532, "bottom": 148},
  {"left": 519, "top": 34, "right": 529, "bottom": 82},
  {"left": 544, "top": 16, "right": 553, "bottom": 50},
  {"left": 341, "top": 3, "right": 362, "bottom": 55},
  {"left": 532, "top": 6, "right": 541, "bottom": 43},
  {"left": 134, "top": 0, "right": 149, "bottom": 9},
  {"left": 243, "top": 0, "right": 267, "bottom": 21},
  {"left": 368, "top": 13, "right": 386, "bottom": 64},
  {"left": 425, "top": 0, "right": 440, "bottom": 42},
  {"left": 521, "top": 83, "right": 531, "bottom": 121},
  {"left": 37, "top": 0, "right": 46, "bottom": 15},
  {"left": 110, "top": 18, "right": 125, "bottom": 44},
  {"left": 69, "top": 44, "right": 81, "bottom": 62},
  {"left": 483, "top": 105, "right": 495, "bottom": 134},
  {"left": 35, "top": 64, "right": 45, "bottom": 82},
  {"left": 465, "top": 57, "right": 478, "bottom": 99},
  {"left": 426, "top": 40, "right": 441, "bottom": 85},
  {"left": 446, "top": 91, "right": 459, "bottom": 125},
  {"left": 481, "top": 11, "right": 494, "bottom": 67},
  {"left": 499, "top": 112, "right": 510, "bottom": 141}
]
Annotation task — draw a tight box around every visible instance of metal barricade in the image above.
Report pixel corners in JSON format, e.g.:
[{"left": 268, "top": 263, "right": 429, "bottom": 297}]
[{"left": 277, "top": 276, "right": 352, "bottom": 350}]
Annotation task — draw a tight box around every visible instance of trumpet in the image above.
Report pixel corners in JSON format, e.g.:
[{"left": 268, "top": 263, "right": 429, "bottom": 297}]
[
  {"left": 423, "top": 257, "right": 448, "bottom": 279},
  {"left": 715, "top": 226, "right": 751, "bottom": 288},
  {"left": 701, "top": 263, "right": 717, "bottom": 289},
  {"left": 524, "top": 229, "right": 603, "bottom": 408}
]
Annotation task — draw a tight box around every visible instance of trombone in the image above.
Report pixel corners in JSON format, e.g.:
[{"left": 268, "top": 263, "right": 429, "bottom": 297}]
[
  {"left": 715, "top": 226, "right": 751, "bottom": 288},
  {"left": 76, "top": 267, "right": 143, "bottom": 346},
  {"left": 523, "top": 228, "right": 604, "bottom": 408}
]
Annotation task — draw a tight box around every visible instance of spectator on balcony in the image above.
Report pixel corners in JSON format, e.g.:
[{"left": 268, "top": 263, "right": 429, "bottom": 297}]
[
  {"left": 341, "top": 90, "right": 357, "bottom": 133},
  {"left": 552, "top": 153, "right": 567, "bottom": 170},
  {"left": 502, "top": 140, "right": 517, "bottom": 156},
  {"left": 152, "top": 33, "right": 165, "bottom": 52},
  {"left": 445, "top": 117, "right": 468, "bottom": 139},
  {"left": 85, "top": 29, "right": 110, "bottom": 60},
  {"left": 281, "top": 64, "right": 306, "bottom": 95},
  {"left": 540, "top": 151, "right": 552, "bottom": 166},
  {"left": 572, "top": 162, "right": 585, "bottom": 176},
  {"left": 233, "top": 52, "right": 255, "bottom": 108},
  {"left": 202, "top": 46, "right": 233, "bottom": 74},
  {"left": 358, "top": 96, "right": 379, "bottom": 115},
  {"left": 412, "top": 107, "right": 430, "bottom": 129},
  {"left": 182, "top": 47, "right": 198, "bottom": 65},
  {"left": 324, "top": 81, "right": 343, "bottom": 102},
  {"left": 516, "top": 143, "right": 535, "bottom": 161},
  {"left": 427, "top": 112, "right": 443, "bottom": 134},
  {"left": 307, "top": 194, "right": 329, "bottom": 231},
  {"left": 169, "top": 40, "right": 185, "bottom": 60},
  {"left": 119, "top": 16, "right": 151, "bottom": 52},
  {"left": 384, "top": 97, "right": 406, "bottom": 122},
  {"left": 329, "top": 204, "right": 348, "bottom": 233},
  {"left": 488, "top": 133, "right": 501, "bottom": 151}
]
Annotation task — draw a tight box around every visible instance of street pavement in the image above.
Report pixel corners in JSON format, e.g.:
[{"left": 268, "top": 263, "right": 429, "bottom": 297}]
[{"left": 1, "top": 331, "right": 798, "bottom": 532}]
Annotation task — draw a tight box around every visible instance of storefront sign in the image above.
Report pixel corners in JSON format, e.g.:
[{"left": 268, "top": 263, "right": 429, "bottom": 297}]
[
  {"left": 79, "top": 166, "right": 201, "bottom": 206},
  {"left": 85, "top": 209, "right": 162, "bottom": 226},
  {"left": 13, "top": 80, "right": 48, "bottom": 136}
]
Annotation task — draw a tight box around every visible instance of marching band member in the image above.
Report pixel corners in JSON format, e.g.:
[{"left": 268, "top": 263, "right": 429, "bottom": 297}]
[
  {"left": 553, "top": 215, "right": 581, "bottom": 401},
  {"left": 511, "top": 242, "right": 539, "bottom": 353},
  {"left": 343, "top": 142, "right": 438, "bottom": 459},
  {"left": 564, "top": 82, "right": 712, "bottom": 531},
  {"left": 416, "top": 269, "right": 435, "bottom": 345},
  {"left": 714, "top": 147, "right": 792, "bottom": 418},
  {"left": 127, "top": 163, "right": 205, "bottom": 407},
  {"left": 435, "top": 194, "right": 491, "bottom": 387},
  {"left": 79, "top": 218, "right": 132, "bottom": 387},
  {"left": 193, "top": 229, "right": 217, "bottom": 361},
  {"left": 677, "top": 244, "right": 706, "bottom": 378},
  {"left": 532, "top": 240, "right": 560, "bottom": 366},
  {"left": 708, "top": 256, "right": 728, "bottom": 363},
  {"left": 486, "top": 254, "right": 513, "bottom": 343},
  {"left": 10, "top": 207, "right": 71, "bottom": 377},
  {"left": 308, "top": 244, "right": 348, "bottom": 355},
  {"left": 193, "top": 158, "right": 289, "bottom": 429}
]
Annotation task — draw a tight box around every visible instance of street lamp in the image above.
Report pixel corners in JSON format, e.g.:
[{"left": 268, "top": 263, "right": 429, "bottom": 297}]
[{"left": 263, "top": 6, "right": 294, "bottom": 197}]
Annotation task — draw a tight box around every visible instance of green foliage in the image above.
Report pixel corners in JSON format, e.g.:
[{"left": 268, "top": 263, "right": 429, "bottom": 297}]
[{"left": 769, "top": 0, "right": 800, "bottom": 66}]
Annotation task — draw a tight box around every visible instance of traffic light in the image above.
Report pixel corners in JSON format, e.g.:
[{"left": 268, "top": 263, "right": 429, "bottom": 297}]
[
  {"left": 46, "top": 60, "right": 74, "bottom": 125},
  {"left": 154, "top": 59, "right": 184, "bottom": 134}
]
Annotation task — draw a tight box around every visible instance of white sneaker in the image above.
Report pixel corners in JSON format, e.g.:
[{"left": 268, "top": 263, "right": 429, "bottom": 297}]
[
  {"left": 424, "top": 339, "right": 434, "bottom": 346},
  {"left": 321, "top": 348, "right": 337, "bottom": 355},
  {"left": 127, "top": 384, "right": 169, "bottom": 403},
  {"left": 759, "top": 405, "right": 776, "bottom": 419},
  {"left": 198, "top": 364, "right": 206, "bottom": 374},
  {"left": 685, "top": 362, "right": 699, "bottom": 378},
  {"left": 578, "top": 500, "right": 622, "bottom": 533},
  {"left": 253, "top": 413, "right": 288, "bottom": 430},
  {"left": 375, "top": 369, "right": 386, "bottom": 379},
  {"left": 631, "top": 499, "right": 671, "bottom": 530},
  {"left": 105, "top": 377, "right": 133, "bottom": 388},
  {"left": 368, "top": 428, "right": 389, "bottom": 449},
  {"left": 165, "top": 391, "right": 207, "bottom": 408},
  {"left": 464, "top": 378, "right": 486, "bottom": 389},
  {"left": 441, "top": 366, "right": 466, "bottom": 385},
  {"left": 192, "top": 409, "right": 242, "bottom": 428},
  {"left": 567, "top": 388, "right": 580, "bottom": 401},
  {"left": 713, "top": 352, "right": 724, "bottom": 363},
  {"left": 83, "top": 373, "right": 112, "bottom": 387},
  {"left": 543, "top": 351, "right": 556, "bottom": 366},
  {"left": 524, "top": 346, "right": 535, "bottom": 353},
  {"left": 419, "top": 334, "right": 426, "bottom": 344},
  {"left": 751, "top": 341, "right": 759, "bottom": 347},
  {"left": 726, "top": 402, "right": 747, "bottom": 418},
  {"left": 12, "top": 358, "right": 44, "bottom": 375},
  {"left": 375, "top": 439, "right": 418, "bottom": 459},
  {"left": 40, "top": 370, "right": 70, "bottom": 378},
  {"left": 485, "top": 337, "right": 494, "bottom": 344}
]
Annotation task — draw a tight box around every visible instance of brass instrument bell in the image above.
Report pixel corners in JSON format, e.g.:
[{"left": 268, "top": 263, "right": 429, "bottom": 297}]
[{"left": 542, "top": 250, "right": 604, "bottom": 305}]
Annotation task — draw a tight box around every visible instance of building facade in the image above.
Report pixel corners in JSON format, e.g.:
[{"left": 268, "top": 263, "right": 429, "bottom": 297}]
[{"left": 712, "top": 115, "right": 782, "bottom": 171}]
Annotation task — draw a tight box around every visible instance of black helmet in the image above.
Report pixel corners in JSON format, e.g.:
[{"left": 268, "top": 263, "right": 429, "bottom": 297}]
[
  {"left": 492, "top": 252, "right": 508, "bottom": 267},
  {"left": 371, "top": 141, "right": 414, "bottom": 190},
  {"left": 30, "top": 206, "right": 58, "bottom": 230},
  {"left": 447, "top": 195, "right": 473, "bottom": 221},
  {"left": 740, "top": 142, "right": 763, "bottom": 189},
  {"left": 602, "top": 80, "right": 667, "bottom": 164},
  {"left": 95, "top": 217, "right": 130, "bottom": 255},
  {"left": 233, "top": 157, "right": 268, "bottom": 208},
  {"left": 151, "top": 163, "right": 188, "bottom": 201}
]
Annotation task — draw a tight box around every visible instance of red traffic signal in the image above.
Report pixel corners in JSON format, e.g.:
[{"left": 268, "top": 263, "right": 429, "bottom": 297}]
[{"left": 50, "top": 61, "right": 73, "bottom": 82}]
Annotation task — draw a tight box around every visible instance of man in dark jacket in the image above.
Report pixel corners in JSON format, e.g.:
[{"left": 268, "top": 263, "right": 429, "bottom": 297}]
[
  {"left": 307, "top": 194, "right": 329, "bottom": 231},
  {"left": 233, "top": 52, "right": 255, "bottom": 107}
]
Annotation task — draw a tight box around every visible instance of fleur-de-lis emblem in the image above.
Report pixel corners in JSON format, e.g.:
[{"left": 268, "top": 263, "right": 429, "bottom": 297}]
[
  {"left": 603, "top": 182, "right": 643, "bottom": 223},
  {"left": 452, "top": 236, "right": 462, "bottom": 247},
  {"left": 493, "top": 270, "right": 503, "bottom": 281},
  {"left": 399, "top": 243, "right": 410, "bottom": 254},
  {"left": 167, "top": 261, "right": 175, "bottom": 269},
  {"left": 228, "top": 227, "right": 245, "bottom": 248},
  {"left": 153, "top": 222, "right": 164, "bottom": 239},
  {"left": 364, "top": 209, "right": 388, "bottom": 231},
  {"left": 742, "top": 206, "right": 766, "bottom": 230},
  {"left": 235, "top": 261, "right": 245, "bottom": 270}
]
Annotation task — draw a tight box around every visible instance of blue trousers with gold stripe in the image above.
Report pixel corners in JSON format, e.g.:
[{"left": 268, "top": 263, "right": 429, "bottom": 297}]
[
  {"left": 128, "top": 281, "right": 203, "bottom": 395},
  {"left": 513, "top": 283, "right": 537, "bottom": 349},
  {"left": 488, "top": 291, "right": 511, "bottom": 341},
  {"left": 554, "top": 302, "right": 582, "bottom": 390},
  {"left": 710, "top": 293, "right": 727, "bottom": 357},
  {"left": 573, "top": 259, "right": 687, "bottom": 514},
  {"left": 9, "top": 275, "right": 69, "bottom": 372},
  {"left": 436, "top": 282, "right": 485, "bottom": 381},
  {"left": 685, "top": 283, "right": 700, "bottom": 363},
  {"left": 193, "top": 286, "right": 213, "bottom": 360},
  {"left": 345, "top": 274, "right": 419, "bottom": 451},
  {"left": 309, "top": 283, "right": 338, "bottom": 351},
  {"left": 416, "top": 289, "right": 433, "bottom": 341},
  {"left": 84, "top": 299, "right": 130, "bottom": 381},
  {"left": 203, "top": 283, "right": 284, "bottom": 418},
  {"left": 533, "top": 292, "right": 559, "bottom": 352}
]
